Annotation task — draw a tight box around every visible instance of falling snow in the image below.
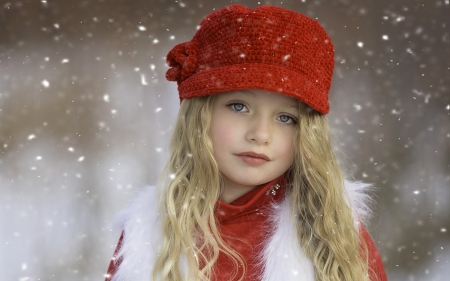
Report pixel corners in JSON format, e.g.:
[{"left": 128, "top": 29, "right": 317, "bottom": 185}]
[
  {"left": 0, "top": 1, "right": 449, "bottom": 281},
  {"left": 41, "top": 79, "right": 50, "bottom": 88}
]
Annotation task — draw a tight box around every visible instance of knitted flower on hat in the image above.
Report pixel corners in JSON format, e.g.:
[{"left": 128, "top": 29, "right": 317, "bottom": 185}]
[
  {"left": 166, "top": 4, "right": 334, "bottom": 114},
  {"left": 166, "top": 39, "right": 200, "bottom": 83}
]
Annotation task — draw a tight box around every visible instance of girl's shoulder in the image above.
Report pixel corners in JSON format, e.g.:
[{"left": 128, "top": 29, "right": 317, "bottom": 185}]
[
  {"left": 114, "top": 180, "right": 375, "bottom": 230},
  {"left": 110, "top": 181, "right": 378, "bottom": 281},
  {"left": 343, "top": 180, "right": 375, "bottom": 227},
  {"left": 113, "top": 186, "right": 161, "bottom": 233},
  {"left": 113, "top": 186, "right": 161, "bottom": 232},
  {"left": 110, "top": 186, "right": 164, "bottom": 281}
]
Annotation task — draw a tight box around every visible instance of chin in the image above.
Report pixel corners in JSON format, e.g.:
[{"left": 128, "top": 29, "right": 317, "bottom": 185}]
[{"left": 230, "top": 176, "right": 272, "bottom": 187}]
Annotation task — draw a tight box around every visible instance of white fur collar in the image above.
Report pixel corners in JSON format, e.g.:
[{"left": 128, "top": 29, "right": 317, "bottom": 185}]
[{"left": 111, "top": 180, "right": 373, "bottom": 281}]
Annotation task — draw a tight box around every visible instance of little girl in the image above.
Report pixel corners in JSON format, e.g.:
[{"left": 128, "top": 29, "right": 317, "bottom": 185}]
[{"left": 105, "top": 4, "right": 387, "bottom": 281}]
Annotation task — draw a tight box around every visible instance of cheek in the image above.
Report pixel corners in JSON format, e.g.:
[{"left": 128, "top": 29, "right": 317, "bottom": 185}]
[
  {"left": 209, "top": 118, "right": 236, "bottom": 150},
  {"left": 211, "top": 127, "right": 234, "bottom": 149},
  {"left": 276, "top": 134, "right": 295, "bottom": 166}
]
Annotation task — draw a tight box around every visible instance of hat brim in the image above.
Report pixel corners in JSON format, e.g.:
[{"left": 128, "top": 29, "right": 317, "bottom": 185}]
[{"left": 178, "top": 63, "right": 330, "bottom": 114}]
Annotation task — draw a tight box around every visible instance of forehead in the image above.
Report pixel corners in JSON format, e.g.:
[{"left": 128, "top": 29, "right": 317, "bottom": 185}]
[{"left": 217, "top": 90, "right": 299, "bottom": 108}]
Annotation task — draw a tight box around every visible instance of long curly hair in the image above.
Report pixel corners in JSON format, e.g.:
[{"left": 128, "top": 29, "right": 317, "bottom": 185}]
[{"left": 152, "top": 95, "right": 371, "bottom": 281}]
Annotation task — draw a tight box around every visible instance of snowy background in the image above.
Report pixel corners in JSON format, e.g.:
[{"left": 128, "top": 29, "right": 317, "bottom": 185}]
[{"left": 0, "top": 0, "right": 449, "bottom": 280}]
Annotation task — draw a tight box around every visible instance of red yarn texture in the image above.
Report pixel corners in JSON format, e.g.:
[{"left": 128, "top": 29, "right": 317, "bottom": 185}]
[{"left": 165, "top": 4, "right": 334, "bottom": 114}]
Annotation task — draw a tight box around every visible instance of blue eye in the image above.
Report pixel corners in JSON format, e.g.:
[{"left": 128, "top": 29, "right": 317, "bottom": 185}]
[
  {"left": 230, "top": 103, "right": 247, "bottom": 112},
  {"left": 278, "top": 115, "right": 296, "bottom": 124}
]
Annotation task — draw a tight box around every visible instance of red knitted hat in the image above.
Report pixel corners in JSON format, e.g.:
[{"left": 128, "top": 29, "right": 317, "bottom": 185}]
[{"left": 166, "top": 4, "right": 334, "bottom": 114}]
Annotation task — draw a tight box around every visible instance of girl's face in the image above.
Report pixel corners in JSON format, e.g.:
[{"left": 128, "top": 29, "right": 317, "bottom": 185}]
[{"left": 209, "top": 90, "right": 298, "bottom": 202}]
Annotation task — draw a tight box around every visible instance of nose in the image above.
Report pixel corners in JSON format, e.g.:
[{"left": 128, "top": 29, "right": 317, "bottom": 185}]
[{"left": 246, "top": 114, "right": 272, "bottom": 144}]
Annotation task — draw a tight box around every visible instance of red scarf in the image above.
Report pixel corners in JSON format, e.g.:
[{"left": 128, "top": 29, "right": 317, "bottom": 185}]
[{"left": 213, "top": 176, "right": 287, "bottom": 281}]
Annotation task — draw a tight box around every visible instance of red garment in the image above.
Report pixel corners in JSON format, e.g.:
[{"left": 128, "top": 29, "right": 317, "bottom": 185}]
[
  {"left": 212, "top": 176, "right": 287, "bottom": 281},
  {"left": 361, "top": 226, "right": 388, "bottom": 281},
  {"left": 105, "top": 233, "right": 122, "bottom": 281},
  {"left": 105, "top": 178, "right": 387, "bottom": 281},
  {"left": 105, "top": 177, "right": 285, "bottom": 281}
]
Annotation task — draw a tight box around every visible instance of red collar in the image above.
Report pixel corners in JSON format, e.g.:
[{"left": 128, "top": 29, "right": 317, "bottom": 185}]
[{"left": 215, "top": 175, "right": 287, "bottom": 225}]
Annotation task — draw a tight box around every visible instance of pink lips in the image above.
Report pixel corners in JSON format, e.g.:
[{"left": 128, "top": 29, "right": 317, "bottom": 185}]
[{"left": 235, "top": 151, "right": 270, "bottom": 165}]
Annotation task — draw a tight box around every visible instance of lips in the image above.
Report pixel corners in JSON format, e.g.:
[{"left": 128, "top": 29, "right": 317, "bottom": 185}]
[
  {"left": 235, "top": 151, "right": 270, "bottom": 165},
  {"left": 235, "top": 151, "right": 270, "bottom": 160}
]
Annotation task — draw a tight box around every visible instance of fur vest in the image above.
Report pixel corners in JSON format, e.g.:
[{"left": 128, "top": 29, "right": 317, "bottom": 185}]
[{"left": 110, "top": 181, "right": 373, "bottom": 281}]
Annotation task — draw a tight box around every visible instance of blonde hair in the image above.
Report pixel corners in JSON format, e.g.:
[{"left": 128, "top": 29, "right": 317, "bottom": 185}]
[
  {"left": 153, "top": 96, "right": 371, "bottom": 281},
  {"left": 288, "top": 103, "right": 370, "bottom": 281},
  {"left": 153, "top": 95, "right": 244, "bottom": 281}
]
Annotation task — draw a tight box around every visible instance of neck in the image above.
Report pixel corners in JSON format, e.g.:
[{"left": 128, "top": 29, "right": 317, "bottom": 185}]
[{"left": 219, "top": 178, "right": 256, "bottom": 203}]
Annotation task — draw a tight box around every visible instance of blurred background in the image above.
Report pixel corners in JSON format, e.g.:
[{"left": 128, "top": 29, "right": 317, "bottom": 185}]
[{"left": 0, "top": 0, "right": 449, "bottom": 280}]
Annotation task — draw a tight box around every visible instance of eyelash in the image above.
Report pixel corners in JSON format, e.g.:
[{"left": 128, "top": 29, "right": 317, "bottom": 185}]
[{"left": 228, "top": 103, "right": 298, "bottom": 125}]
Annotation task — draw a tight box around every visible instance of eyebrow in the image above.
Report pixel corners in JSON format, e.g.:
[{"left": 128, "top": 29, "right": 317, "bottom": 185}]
[
  {"left": 227, "top": 90, "right": 299, "bottom": 110},
  {"left": 285, "top": 105, "right": 299, "bottom": 111},
  {"left": 245, "top": 90, "right": 257, "bottom": 96}
]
